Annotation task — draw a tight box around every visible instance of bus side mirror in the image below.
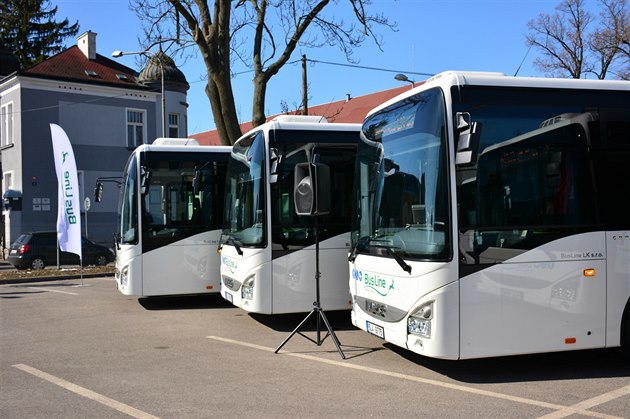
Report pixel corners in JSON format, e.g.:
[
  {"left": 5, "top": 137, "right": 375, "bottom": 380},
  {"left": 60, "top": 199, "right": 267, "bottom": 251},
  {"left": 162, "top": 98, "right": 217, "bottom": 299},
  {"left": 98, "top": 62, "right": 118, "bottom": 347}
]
[
  {"left": 455, "top": 112, "right": 481, "bottom": 166},
  {"left": 94, "top": 181, "right": 104, "bottom": 202},
  {"left": 269, "top": 148, "right": 281, "bottom": 183},
  {"left": 113, "top": 232, "right": 120, "bottom": 251},
  {"left": 192, "top": 169, "right": 202, "bottom": 195},
  {"left": 140, "top": 167, "right": 151, "bottom": 195},
  {"left": 293, "top": 162, "right": 330, "bottom": 216}
]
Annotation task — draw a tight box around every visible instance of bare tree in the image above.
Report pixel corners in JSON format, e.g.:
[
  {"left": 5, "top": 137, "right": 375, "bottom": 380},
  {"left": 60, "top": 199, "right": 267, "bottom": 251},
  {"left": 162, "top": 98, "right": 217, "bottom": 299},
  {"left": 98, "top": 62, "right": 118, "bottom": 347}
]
[
  {"left": 618, "top": 22, "right": 630, "bottom": 79},
  {"left": 618, "top": 26, "right": 630, "bottom": 78},
  {"left": 526, "top": 0, "right": 629, "bottom": 79},
  {"left": 590, "top": 0, "right": 630, "bottom": 78},
  {"left": 130, "top": 0, "right": 394, "bottom": 145}
]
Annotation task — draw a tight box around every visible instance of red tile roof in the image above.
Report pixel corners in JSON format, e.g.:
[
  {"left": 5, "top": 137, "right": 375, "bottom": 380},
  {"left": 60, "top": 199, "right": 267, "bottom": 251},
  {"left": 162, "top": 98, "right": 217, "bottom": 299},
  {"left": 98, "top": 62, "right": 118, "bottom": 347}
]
[
  {"left": 23, "top": 46, "right": 140, "bottom": 88},
  {"left": 191, "top": 84, "right": 415, "bottom": 146}
]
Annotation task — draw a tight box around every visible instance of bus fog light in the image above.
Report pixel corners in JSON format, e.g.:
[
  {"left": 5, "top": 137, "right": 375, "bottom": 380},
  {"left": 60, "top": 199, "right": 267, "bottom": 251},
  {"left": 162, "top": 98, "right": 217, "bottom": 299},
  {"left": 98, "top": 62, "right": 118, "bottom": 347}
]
[
  {"left": 241, "top": 275, "right": 255, "bottom": 300},
  {"left": 408, "top": 302, "right": 433, "bottom": 338}
]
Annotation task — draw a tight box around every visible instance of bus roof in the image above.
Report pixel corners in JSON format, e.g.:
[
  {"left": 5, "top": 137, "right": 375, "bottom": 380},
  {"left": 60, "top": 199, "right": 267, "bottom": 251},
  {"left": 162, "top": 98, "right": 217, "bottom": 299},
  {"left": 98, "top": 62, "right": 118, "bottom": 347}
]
[
  {"left": 135, "top": 141, "right": 232, "bottom": 154},
  {"left": 153, "top": 137, "right": 200, "bottom": 146},
  {"left": 366, "top": 70, "right": 630, "bottom": 119},
  {"left": 237, "top": 114, "right": 361, "bottom": 141}
]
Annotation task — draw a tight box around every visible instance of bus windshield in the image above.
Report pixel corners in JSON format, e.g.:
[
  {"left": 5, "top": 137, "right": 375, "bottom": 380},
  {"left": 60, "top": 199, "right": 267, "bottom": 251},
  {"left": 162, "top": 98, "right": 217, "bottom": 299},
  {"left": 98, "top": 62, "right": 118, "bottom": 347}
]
[
  {"left": 269, "top": 130, "right": 358, "bottom": 253},
  {"left": 223, "top": 131, "right": 266, "bottom": 246},
  {"left": 118, "top": 151, "right": 227, "bottom": 252},
  {"left": 353, "top": 87, "right": 451, "bottom": 261}
]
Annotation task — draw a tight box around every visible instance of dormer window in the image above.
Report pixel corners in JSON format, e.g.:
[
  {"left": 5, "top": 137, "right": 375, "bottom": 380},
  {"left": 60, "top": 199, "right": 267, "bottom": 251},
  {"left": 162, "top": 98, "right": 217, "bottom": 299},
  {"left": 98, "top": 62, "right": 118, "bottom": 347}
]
[
  {"left": 84, "top": 70, "right": 99, "bottom": 77},
  {"left": 116, "top": 74, "right": 129, "bottom": 81}
]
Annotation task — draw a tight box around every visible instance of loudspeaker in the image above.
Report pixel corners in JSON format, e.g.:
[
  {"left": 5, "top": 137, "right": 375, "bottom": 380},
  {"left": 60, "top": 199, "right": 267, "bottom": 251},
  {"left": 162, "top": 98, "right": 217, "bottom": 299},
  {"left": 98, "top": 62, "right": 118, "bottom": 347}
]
[{"left": 294, "top": 162, "right": 330, "bottom": 216}]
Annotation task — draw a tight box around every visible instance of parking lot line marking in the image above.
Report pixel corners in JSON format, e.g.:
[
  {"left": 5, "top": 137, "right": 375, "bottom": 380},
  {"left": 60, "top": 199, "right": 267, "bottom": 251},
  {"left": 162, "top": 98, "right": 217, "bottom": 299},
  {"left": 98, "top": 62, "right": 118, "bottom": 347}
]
[
  {"left": 27, "top": 286, "right": 78, "bottom": 295},
  {"left": 206, "top": 336, "right": 623, "bottom": 419},
  {"left": 12, "top": 364, "right": 159, "bottom": 419},
  {"left": 536, "top": 384, "right": 630, "bottom": 419}
]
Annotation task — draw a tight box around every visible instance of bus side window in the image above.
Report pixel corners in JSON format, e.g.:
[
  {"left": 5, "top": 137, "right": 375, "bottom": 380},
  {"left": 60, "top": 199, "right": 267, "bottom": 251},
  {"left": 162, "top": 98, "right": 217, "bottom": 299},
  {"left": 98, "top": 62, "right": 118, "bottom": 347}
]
[
  {"left": 593, "top": 117, "right": 630, "bottom": 228},
  {"left": 464, "top": 120, "right": 596, "bottom": 264}
]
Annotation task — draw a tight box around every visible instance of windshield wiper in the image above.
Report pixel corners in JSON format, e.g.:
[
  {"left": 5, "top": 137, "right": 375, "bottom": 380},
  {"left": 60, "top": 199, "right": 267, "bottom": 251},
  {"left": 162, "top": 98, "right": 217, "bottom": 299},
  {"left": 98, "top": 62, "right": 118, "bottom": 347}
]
[
  {"left": 348, "top": 235, "right": 371, "bottom": 262},
  {"left": 218, "top": 233, "right": 243, "bottom": 256},
  {"left": 370, "top": 243, "right": 412, "bottom": 274},
  {"left": 385, "top": 247, "right": 412, "bottom": 274}
]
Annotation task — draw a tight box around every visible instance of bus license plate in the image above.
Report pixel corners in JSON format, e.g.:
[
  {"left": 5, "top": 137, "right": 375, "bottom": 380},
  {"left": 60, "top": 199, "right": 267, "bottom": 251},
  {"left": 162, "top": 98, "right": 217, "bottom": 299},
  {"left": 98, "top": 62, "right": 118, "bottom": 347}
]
[
  {"left": 366, "top": 321, "right": 384, "bottom": 339},
  {"left": 224, "top": 291, "right": 233, "bottom": 304}
]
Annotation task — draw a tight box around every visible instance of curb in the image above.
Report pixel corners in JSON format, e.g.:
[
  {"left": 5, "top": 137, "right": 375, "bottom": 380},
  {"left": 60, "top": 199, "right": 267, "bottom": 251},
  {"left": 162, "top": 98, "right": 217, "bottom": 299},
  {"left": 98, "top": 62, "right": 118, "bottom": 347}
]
[{"left": 0, "top": 272, "right": 115, "bottom": 285}]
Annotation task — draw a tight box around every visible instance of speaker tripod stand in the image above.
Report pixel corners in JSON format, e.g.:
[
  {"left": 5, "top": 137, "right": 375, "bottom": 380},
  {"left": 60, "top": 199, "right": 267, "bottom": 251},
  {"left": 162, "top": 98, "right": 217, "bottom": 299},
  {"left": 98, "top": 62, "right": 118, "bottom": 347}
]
[{"left": 274, "top": 217, "right": 346, "bottom": 359}]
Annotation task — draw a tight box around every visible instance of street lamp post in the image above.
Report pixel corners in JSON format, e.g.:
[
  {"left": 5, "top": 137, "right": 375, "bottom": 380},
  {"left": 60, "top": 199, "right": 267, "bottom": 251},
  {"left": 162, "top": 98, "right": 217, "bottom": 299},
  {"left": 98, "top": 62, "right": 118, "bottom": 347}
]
[
  {"left": 112, "top": 49, "right": 166, "bottom": 138},
  {"left": 394, "top": 73, "right": 415, "bottom": 88}
]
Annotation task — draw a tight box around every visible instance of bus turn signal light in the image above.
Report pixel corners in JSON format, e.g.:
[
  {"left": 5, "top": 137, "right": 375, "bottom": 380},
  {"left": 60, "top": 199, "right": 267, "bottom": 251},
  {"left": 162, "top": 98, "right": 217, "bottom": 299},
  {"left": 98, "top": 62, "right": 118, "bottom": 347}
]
[
  {"left": 583, "top": 268, "right": 596, "bottom": 277},
  {"left": 565, "top": 337, "right": 576, "bottom": 344}
]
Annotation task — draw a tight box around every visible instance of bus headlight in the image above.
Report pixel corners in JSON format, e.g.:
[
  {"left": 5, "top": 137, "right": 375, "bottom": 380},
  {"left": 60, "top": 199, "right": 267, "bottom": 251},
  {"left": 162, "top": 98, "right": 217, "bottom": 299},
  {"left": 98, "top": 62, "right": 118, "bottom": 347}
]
[
  {"left": 120, "top": 266, "right": 129, "bottom": 286},
  {"left": 241, "top": 275, "right": 255, "bottom": 300},
  {"left": 408, "top": 301, "right": 433, "bottom": 338}
]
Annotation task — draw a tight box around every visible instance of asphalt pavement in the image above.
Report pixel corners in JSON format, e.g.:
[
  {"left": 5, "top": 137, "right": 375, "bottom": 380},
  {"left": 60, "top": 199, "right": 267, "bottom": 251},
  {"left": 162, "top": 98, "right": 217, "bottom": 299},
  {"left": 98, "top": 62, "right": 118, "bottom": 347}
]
[{"left": 2, "top": 276, "right": 629, "bottom": 418}]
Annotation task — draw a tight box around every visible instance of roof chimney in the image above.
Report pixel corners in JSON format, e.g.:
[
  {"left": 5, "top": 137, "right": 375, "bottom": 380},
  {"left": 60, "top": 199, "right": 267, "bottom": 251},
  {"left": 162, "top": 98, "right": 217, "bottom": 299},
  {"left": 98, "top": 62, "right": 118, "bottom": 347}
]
[
  {"left": 78, "top": 31, "right": 97, "bottom": 60},
  {"left": 346, "top": 93, "right": 352, "bottom": 102}
]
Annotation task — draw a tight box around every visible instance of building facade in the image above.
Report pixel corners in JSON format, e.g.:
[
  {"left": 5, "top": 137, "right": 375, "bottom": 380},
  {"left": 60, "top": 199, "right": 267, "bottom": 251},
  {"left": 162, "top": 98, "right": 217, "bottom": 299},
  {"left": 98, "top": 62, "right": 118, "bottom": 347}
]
[{"left": 0, "top": 31, "right": 189, "bottom": 254}]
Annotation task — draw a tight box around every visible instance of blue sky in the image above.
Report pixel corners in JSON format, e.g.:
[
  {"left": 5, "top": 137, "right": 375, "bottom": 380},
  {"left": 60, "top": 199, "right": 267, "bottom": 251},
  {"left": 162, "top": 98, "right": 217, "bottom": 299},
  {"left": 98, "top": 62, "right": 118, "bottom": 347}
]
[{"left": 55, "top": 0, "right": 591, "bottom": 135}]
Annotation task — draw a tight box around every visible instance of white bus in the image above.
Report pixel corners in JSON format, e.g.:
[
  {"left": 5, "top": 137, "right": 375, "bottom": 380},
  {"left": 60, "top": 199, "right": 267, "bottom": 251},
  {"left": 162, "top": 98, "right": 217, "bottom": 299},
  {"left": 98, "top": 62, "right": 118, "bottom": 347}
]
[
  {"left": 220, "top": 115, "right": 360, "bottom": 314},
  {"left": 349, "top": 71, "right": 630, "bottom": 359},
  {"left": 104, "top": 138, "right": 231, "bottom": 297}
]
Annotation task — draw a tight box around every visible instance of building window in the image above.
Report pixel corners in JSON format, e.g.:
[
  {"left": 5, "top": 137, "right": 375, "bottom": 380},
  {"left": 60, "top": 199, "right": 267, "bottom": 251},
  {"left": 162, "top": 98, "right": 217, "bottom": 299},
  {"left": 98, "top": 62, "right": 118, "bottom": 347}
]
[
  {"left": 3, "top": 172, "right": 12, "bottom": 194},
  {"left": 127, "top": 109, "right": 146, "bottom": 147},
  {"left": 168, "top": 113, "right": 179, "bottom": 138},
  {"left": 1, "top": 102, "right": 14, "bottom": 147}
]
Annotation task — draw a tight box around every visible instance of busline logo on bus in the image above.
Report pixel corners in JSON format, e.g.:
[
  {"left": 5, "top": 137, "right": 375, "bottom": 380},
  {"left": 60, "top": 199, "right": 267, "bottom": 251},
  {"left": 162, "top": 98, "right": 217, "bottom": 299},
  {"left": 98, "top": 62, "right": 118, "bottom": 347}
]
[
  {"left": 221, "top": 256, "right": 238, "bottom": 274},
  {"left": 352, "top": 268, "right": 396, "bottom": 297}
]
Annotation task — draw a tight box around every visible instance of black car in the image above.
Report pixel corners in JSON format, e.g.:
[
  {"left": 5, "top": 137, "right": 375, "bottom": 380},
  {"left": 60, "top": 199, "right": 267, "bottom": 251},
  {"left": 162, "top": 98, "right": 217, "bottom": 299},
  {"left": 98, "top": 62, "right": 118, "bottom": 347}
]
[{"left": 7, "top": 231, "right": 114, "bottom": 270}]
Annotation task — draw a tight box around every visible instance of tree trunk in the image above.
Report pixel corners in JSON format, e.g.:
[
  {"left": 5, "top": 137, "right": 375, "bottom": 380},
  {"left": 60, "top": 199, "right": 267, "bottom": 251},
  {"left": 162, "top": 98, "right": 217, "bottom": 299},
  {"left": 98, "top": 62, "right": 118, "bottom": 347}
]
[
  {"left": 205, "top": 80, "right": 228, "bottom": 145},
  {"left": 251, "top": 73, "right": 268, "bottom": 128},
  {"left": 204, "top": 71, "right": 242, "bottom": 145},
  {"left": 216, "top": 70, "right": 242, "bottom": 144}
]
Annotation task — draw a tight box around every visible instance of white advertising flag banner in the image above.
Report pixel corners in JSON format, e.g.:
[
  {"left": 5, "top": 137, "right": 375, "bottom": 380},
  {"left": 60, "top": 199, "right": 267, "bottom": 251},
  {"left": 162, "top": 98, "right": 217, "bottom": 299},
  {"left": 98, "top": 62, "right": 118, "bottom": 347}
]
[{"left": 50, "top": 124, "right": 82, "bottom": 260}]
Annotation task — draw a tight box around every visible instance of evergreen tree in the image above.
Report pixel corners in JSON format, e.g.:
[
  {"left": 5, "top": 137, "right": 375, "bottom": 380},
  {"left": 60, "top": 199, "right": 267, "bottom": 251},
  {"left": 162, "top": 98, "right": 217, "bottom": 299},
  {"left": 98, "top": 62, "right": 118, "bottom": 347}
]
[{"left": 0, "top": 0, "right": 79, "bottom": 69}]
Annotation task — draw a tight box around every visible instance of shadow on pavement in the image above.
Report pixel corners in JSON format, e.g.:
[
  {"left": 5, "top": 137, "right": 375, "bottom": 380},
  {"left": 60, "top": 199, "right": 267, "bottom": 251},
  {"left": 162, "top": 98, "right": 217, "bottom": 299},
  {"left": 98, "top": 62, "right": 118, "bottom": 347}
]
[
  {"left": 0, "top": 289, "right": 47, "bottom": 298},
  {"left": 250, "top": 309, "right": 354, "bottom": 333},
  {"left": 385, "top": 343, "right": 630, "bottom": 383}
]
